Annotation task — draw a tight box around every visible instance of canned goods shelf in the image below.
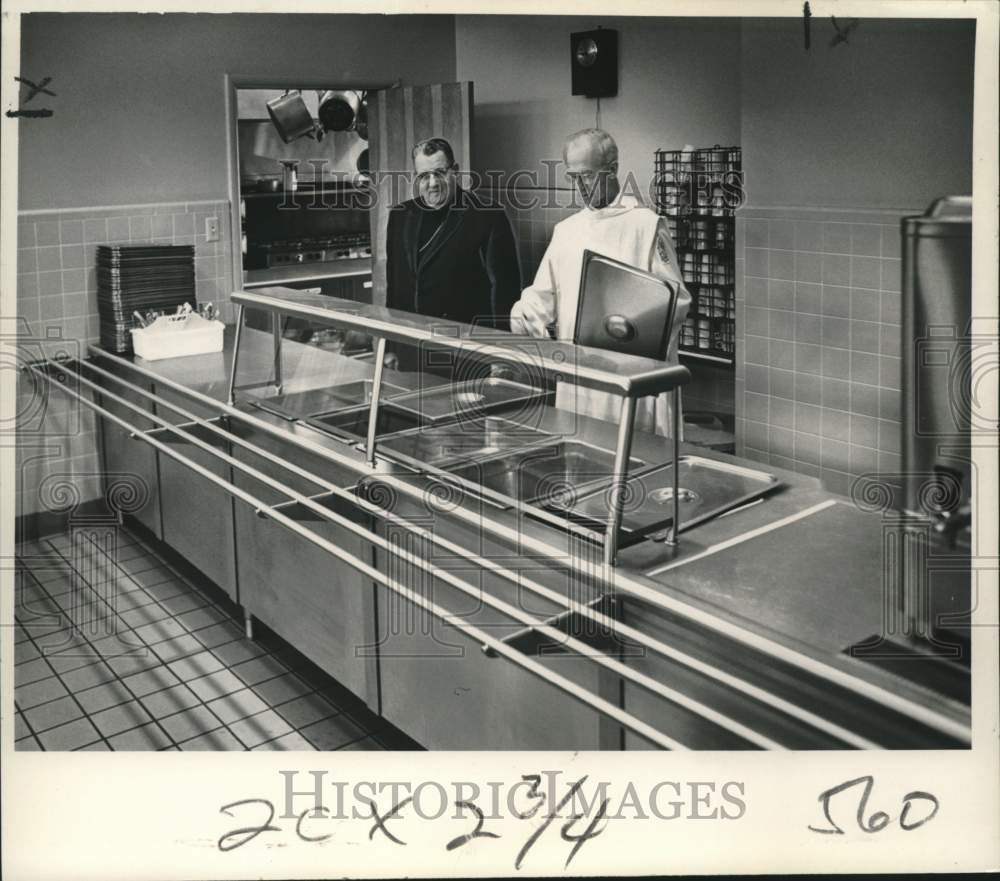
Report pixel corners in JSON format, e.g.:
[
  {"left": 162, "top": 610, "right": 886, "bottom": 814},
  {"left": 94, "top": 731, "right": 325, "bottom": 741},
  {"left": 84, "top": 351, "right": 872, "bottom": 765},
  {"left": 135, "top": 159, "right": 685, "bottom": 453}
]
[{"left": 654, "top": 144, "right": 742, "bottom": 365}]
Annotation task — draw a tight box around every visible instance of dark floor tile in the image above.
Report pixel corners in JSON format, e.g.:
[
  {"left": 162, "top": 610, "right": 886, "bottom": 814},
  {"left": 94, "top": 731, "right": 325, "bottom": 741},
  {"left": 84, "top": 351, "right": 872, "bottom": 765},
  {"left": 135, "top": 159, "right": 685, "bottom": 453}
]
[
  {"left": 176, "top": 605, "right": 230, "bottom": 632},
  {"left": 188, "top": 669, "right": 245, "bottom": 702},
  {"left": 15, "top": 713, "right": 30, "bottom": 740},
  {"left": 121, "top": 665, "right": 180, "bottom": 698},
  {"left": 167, "top": 649, "right": 225, "bottom": 682},
  {"left": 15, "top": 658, "right": 55, "bottom": 686},
  {"left": 15, "top": 640, "right": 42, "bottom": 665},
  {"left": 212, "top": 638, "right": 267, "bottom": 668},
  {"left": 140, "top": 683, "right": 202, "bottom": 719},
  {"left": 16, "top": 736, "right": 43, "bottom": 751},
  {"left": 108, "top": 722, "right": 173, "bottom": 750},
  {"left": 251, "top": 672, "right": 312, "bottom": 707},
  {"left": 230, "top": 710, "right": 293, "bottom": 749},
  {"left": 38, "top": 575, "right": 76, "bottom": 598},
  {"left": 373, "top": 727, "right": 422, "bottom": 750},
  {"left": 192, "top": 620, "right": 244, "bottom": 650},
  {"left": 44, "top": 650, "right": 105, "bottom": 675},
  {"left": 76, "top": 680, "right": 134, "bottom": 715},
  {"left": 15, "top": 675, "right": 69, "bottom": 710},
  {"left": 311, "top": 676, "right": 366, "bottom": 713},
  {"left": 110, "top": 588, "right": 158, "bottom": 612},
  {"left": 24, "top": 696, "right": 84, "bottom": 733},
  {"left": 106, "top": 653, "right": 162, "bottom": 678},
  {"left": 119, "top": 603, "right": 172, "bottom": 630},
  {"left": 162, "top": 590, "right": 214, "bottom": 616},
  {"left": 300, "top": 713, "right": 366, "bottom": 751},
  {"left": 159, "top": 706, "right": 224, "bottom": 743},
  {"left": 264, "top": 640, "right": 309, "bottom": 671},
  {"left": 59, "top": 660, "right": 117, "bottom": 693},
  {"left": 206, "top": 688, "right": 269, "bottom": 725},
  {"left": 340, "top": 736, "right": 387, "bottom": 751},
  {"left": 90, "top": 631, "right": 147, "bottom": 658},
  {"left": 77, "top": 741, "right": 112, "bottom": 751},
  {"left": 274, "top": 693, "right": 338, "bottom": 730},
  {"left": 112, "top": 542, "right": 160, "bottom": 571},
  {"left": 140, "top": 580, "right": 190, "bottom": 605},
  {"left": 126, "top": 566, "right": 179, "bottom": 589},
  {"left": 252, "top": 732, "right": 316, "bottom": 751},
  {"left": 16, "top": 620, "right": 70, "bottom": 648},
  {"left": 153, "top": 633, "right": 206, "bottom": 664},
  {"left": 231, "top": 653, "right": 289, "bottom": 687},
  {"left": 37, "top": 717, "right": 101, "bottom": 750},
  {"left": 179, "top": 729, "right": 245, "bottom": 750},
  {"left": 134, "top": 618, "right": 188, "bottom": 646},
  {"left": 115, "top": 554, "right": 163, "bottom": 576},
  {"left": 91, "top": 700, "right": 154, "bottom": 738}
]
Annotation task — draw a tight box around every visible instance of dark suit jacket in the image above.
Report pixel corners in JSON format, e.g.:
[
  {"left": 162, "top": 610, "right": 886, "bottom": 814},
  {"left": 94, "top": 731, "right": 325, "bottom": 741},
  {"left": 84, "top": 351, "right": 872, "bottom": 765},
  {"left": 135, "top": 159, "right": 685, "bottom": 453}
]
[{"left": 385, "top": 189, "right": 521, "bottom": 330}]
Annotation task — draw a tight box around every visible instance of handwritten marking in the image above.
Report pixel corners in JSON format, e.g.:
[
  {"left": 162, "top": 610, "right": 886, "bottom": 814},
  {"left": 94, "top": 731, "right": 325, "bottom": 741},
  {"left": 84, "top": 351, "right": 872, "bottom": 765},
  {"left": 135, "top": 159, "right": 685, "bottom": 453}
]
[
  {"left": 446, "top": 801, "right": 501, "bottom": 851},
  {"left": 809, "top": 775, "right": 940, "bottom": 835},
  {"left": 217, "top": 799, "right": 280, "bottom": 852},
  {"left": 296, "top": 806, "right": 332, "bottom": 843},
  {"left": 363, "top": 795, "right": 413, "bottom": 846},
  {"left": 8, "top": 75, "right": 56, "bottom": 119}
]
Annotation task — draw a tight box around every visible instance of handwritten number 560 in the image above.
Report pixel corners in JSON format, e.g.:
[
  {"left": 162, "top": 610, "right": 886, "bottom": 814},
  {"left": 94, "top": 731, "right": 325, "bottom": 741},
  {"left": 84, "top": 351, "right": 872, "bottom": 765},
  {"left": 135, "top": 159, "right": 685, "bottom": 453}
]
[{"left": 809, "top": 775, "right": 940, "bottom": 835}]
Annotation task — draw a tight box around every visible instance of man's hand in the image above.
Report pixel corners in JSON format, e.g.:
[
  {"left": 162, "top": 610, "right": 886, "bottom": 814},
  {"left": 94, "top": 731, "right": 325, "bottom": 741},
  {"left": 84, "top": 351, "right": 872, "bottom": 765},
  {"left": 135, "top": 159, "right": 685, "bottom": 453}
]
[
  {"left": 510, "top": 297, "right": 554, "bottom": 339},
  {"left": 383, "top": 351, "right": 399, "bottom": 371}
]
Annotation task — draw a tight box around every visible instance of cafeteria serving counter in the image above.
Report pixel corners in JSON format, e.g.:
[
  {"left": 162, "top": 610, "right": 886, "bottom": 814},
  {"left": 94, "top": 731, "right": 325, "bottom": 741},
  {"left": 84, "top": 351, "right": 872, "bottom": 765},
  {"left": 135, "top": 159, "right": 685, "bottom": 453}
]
[{"left": 27, "top": 287, "right": 972, "bottom": 750}]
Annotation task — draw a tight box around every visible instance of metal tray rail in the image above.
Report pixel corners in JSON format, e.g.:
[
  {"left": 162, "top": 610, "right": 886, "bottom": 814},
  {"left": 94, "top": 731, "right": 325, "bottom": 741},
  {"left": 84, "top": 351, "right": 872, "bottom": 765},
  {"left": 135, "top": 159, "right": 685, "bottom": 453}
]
[
  {"left": 82, "top": 350, "right": 972, "bottom": 743},
  {"left": 27, "top": 353, "right": 972, "bottom": 748},
  {"left": 89, "top": 348, "right": 973, "bottom": 742},
  {"left": 31, "top": 356, "right": 763, "bottom": 749}
]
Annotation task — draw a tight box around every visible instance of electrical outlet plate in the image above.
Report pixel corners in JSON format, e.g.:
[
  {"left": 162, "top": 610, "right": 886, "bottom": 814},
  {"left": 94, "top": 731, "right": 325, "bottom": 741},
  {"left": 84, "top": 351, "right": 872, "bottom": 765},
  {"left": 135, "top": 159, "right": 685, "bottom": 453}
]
[{"left": 205, "top": 217, "right": 220, "bottom": 242}]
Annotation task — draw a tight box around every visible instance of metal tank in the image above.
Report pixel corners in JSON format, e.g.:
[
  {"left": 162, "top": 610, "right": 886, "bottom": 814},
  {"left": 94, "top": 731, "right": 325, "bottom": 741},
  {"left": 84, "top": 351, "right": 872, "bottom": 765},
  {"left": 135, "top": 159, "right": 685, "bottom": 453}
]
[{"left": 900, "top": 195, "right": 972, "bottom": 520}]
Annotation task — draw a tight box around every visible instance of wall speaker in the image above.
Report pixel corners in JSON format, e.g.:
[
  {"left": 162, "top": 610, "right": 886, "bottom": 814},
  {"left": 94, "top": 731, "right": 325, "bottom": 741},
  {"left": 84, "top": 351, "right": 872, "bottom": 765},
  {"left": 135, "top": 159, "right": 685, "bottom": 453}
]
[{"left": 570, "top": 28, "right": 618, "bottom": 98}]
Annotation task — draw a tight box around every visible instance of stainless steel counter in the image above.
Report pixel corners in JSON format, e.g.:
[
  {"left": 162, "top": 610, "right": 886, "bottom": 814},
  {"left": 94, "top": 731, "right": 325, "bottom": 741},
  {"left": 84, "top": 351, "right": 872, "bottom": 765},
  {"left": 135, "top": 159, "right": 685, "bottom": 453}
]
[{"left": 55, "top": 323, "right": 971, "bottom": 750}]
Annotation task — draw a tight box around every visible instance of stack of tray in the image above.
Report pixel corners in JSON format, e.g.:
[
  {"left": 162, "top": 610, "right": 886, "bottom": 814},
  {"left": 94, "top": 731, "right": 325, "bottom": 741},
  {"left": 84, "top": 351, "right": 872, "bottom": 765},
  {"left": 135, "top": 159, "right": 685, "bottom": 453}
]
[{"left": 96, "top": 245, "right": 196, "bottom": 353}]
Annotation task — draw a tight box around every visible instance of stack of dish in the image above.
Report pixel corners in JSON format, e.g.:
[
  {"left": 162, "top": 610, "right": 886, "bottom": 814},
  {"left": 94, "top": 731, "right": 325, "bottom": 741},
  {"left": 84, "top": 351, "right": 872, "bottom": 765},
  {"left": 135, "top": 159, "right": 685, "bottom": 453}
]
[{"left": 96, "top": 245, "right": 196, "bottom": 353}]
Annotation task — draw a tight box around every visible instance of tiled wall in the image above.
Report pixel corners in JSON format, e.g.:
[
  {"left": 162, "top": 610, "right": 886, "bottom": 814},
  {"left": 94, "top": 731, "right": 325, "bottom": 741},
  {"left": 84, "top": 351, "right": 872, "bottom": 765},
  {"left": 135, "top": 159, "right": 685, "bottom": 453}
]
[
  {"left": 734, "top": 206, "right": 915, "bottom": 496},
  {"left": 13, "top": 200, "right": 234, "bottom": 521}
]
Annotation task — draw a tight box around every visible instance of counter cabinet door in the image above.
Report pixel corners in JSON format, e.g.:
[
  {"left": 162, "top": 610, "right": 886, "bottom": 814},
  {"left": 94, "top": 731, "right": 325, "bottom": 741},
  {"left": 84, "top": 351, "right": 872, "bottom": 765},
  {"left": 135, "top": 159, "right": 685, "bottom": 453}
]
[
  {"left": 228, "top": 425, "right": 380, "bottom": 711},
  {"left": 371, "top": 504, "right": 613, "bottom": 750},
  {"left": 92, "top": 358, "right": 162, "bottom": 539},
  {"left": 152, "top": 386, "right": 238, "bottom": 601}
]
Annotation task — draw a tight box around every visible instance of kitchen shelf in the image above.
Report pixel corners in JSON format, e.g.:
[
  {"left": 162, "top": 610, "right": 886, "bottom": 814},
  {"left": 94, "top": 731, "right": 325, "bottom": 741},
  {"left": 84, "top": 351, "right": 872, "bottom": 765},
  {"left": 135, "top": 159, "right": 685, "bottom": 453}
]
[
  {"left": 244, "top": 258, "right": 372, "bottom": 287},
  {"left": 654, "top": 145, "right": 743, "bottom": 366}
]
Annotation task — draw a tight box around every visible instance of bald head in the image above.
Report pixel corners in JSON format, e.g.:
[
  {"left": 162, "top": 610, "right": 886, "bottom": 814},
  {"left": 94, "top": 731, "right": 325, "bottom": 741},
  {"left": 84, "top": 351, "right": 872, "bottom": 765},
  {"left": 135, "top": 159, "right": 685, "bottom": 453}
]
[
  {"left": 563, "top": 129, "right": 619, "bottom": 168},
  {"left": 563, "top": 128, "right": 621, "bottom": 209}
]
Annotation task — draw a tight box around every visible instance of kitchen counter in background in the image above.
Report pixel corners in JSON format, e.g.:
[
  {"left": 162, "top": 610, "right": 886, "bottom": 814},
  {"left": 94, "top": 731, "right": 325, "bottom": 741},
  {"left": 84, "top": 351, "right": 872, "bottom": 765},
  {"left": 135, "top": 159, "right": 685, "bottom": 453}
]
[{"left": 244, "top": 258, "right": 373, "bottom": 288}]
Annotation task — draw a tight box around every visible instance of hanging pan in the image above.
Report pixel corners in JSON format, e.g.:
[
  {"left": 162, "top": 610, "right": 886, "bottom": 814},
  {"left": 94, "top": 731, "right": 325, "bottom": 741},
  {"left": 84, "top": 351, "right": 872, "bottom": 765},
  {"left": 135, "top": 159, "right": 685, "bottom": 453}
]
[{"left": 266, "top": 90, "right": 317, "bottom": 144}]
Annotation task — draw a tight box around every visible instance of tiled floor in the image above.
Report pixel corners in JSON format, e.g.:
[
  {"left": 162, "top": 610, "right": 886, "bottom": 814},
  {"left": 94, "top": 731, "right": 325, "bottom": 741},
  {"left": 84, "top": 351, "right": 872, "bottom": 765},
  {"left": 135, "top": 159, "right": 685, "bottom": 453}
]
[{"left": 11, "top": 526, "right": 421, "bottom": 751}]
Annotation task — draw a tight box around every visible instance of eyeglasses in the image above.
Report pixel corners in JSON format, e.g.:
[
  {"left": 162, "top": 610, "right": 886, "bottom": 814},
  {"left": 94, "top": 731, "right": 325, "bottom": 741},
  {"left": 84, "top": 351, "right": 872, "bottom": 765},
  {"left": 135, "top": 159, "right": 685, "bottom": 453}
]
[
  {"left": 416, "top": 167, "right": 456, "bottom": 185},
  {"left": 565, "top": 167, "right": 611, "bottom": 186}
]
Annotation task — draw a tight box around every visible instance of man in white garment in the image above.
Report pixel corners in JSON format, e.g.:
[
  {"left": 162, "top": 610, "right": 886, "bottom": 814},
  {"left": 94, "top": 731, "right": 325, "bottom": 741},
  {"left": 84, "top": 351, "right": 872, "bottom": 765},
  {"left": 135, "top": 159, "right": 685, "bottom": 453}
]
[{"left": 510, "top": 128, "right": 691, "bottom": 437}]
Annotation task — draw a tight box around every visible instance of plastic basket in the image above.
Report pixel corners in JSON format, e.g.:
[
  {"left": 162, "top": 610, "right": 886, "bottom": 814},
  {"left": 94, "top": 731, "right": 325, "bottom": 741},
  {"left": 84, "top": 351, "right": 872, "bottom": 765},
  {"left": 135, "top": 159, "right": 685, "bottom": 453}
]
[{"left": 131, "top": 312, "right": 225, "bottom": 361}]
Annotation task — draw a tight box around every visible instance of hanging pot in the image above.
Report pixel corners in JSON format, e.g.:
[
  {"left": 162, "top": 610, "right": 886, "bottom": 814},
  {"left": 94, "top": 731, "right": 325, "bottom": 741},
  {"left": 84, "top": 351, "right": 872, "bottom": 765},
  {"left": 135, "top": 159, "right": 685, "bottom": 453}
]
[
  {"left": 356, "top": 148, "right": 370, "bottom": 176},
  {"left": 318, "top": 89, "right": 361, "bottom": 133},
  {"left": 266, "top": 90, "right": 316, "bottom": 144}
]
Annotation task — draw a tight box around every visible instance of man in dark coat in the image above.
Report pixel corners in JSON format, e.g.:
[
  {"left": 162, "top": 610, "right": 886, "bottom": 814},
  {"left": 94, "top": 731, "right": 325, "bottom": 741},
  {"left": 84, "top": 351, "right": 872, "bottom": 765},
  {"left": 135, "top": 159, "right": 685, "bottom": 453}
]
[{"left": 384, "top": 137, "right": 521, "bottom": 373}]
